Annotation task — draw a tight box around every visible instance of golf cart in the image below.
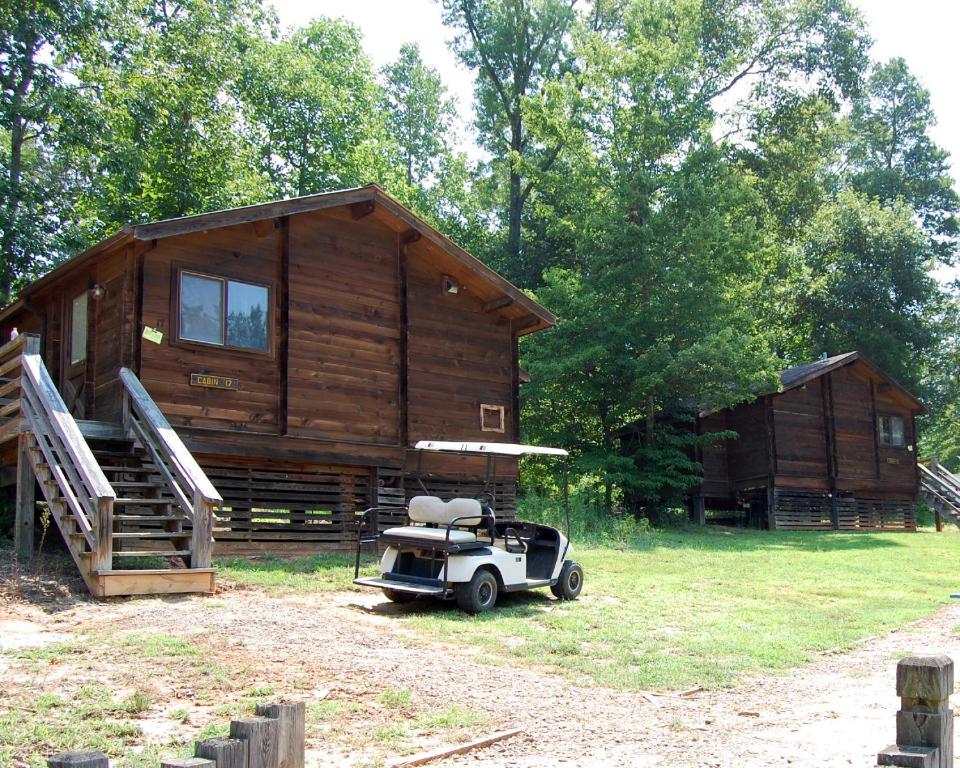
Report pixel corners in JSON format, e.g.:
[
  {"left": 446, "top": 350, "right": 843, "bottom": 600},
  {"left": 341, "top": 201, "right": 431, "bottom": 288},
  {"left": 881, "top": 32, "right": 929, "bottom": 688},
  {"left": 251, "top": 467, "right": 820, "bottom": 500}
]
[{"left": 353, "top": 440, "right": 582, "bottom": 614}]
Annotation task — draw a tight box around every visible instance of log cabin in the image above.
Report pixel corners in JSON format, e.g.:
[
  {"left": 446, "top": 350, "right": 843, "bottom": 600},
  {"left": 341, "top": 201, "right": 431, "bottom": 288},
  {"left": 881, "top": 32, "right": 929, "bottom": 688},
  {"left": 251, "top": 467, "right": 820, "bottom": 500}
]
[
  {"left": 694, "top": 352, "right": 925, "bottom": 530},
  {"left": 0, "top": 185, "right": 556, "bottom": 594}
]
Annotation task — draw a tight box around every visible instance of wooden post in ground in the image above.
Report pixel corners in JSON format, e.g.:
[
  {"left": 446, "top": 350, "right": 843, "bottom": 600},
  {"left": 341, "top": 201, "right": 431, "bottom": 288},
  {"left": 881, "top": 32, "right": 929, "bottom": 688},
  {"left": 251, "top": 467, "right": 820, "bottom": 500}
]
[
  {"left": 195, "top": 737, "right": 248, "bottom": 768},
  {"left": 877, "top": 655, "right": 954, "bottom": 768},
  {"left": 231, "top": 716, "right": 279, "bottom": 768},
  {"left": 256, "top": 702, "right": 305, "bottom": 768},
  {"left": 161, "top": 760, "right": 214, "bottom": 768},
  {"left": 929, "top": 458, "right": 943, "bottom": 532},
  {"left": 692, "top": 493, "right": 705, "bottom": 526},
  {"left": 15, "top": 432, "right": 35, "bottom": 559},
  {"left": 47, "top": 753, "right": 109, "bottom": 768}
]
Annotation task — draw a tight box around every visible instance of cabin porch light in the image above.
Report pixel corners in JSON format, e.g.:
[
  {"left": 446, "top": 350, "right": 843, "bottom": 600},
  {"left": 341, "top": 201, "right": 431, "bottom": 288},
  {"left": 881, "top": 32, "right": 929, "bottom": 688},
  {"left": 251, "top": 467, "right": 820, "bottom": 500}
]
[
  {"left": 89, "top": 284, "right": 106, "bottom": 301},
  {"left": 442, "top": 275, "right": 461, "bottom": 295}
]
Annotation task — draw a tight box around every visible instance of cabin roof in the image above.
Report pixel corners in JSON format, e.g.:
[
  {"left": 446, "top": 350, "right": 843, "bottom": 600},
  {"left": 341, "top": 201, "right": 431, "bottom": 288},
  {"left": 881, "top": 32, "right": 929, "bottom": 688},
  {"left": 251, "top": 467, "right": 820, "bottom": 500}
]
[
  {"left": 780, "top": 351, "right": 925, "bottom": 413},
  {"left": 0, "top": 184, "right": 556, "bottom": 335}
]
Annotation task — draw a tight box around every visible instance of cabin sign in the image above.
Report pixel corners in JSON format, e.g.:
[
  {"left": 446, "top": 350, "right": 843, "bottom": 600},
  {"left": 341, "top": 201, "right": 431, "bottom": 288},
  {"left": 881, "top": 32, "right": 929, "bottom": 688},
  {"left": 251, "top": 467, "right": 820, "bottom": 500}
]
[{"left": 190, "top": 373, "right": 240, "bottom": 390}]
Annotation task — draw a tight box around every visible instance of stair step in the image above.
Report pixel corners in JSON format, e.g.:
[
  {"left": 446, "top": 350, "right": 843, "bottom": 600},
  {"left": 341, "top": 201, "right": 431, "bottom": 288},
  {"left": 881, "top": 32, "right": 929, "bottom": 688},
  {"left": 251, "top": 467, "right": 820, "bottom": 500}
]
[
  {"left": 114, "top": 514, "right": 189, "bottom": 522},
  {"left": 91, "top": 450, "right": 142, "bottom": 459},
  {"left": 112, "top": 550, "right": 191, "bottom": 558},
  {"left": 112, "top": 531, "right": 190, "bottom": 539},
  {"left": 111, "top": 481, "right": 164, "bottom": 489},
  {"left": 100, "top": 465, "right": 157, "bottom": 473},
  {"left": 114, "top": 497, "right": 175, "bottom": 505}
]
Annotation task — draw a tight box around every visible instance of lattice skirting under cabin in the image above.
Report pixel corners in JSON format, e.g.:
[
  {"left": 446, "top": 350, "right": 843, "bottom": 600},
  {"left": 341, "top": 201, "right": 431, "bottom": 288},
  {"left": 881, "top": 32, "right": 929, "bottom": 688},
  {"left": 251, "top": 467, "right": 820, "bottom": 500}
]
[
  {"left": 200, "top": 461, "right": 517, "bottom": 556},
  {"left": 772, "top": 490, "right": 917, "bottom": 531}
]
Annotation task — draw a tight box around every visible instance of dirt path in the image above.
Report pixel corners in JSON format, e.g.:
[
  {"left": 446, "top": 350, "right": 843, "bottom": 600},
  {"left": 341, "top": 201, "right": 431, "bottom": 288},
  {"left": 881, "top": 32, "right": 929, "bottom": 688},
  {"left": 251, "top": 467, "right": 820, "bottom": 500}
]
[{"left": 3, "top": 579, "right": 959, "bottom": 767}]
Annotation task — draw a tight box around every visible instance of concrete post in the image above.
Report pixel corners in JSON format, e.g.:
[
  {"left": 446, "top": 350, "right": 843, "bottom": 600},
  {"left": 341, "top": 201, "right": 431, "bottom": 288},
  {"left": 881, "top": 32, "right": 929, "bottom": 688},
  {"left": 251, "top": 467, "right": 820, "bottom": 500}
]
[{"left": 877, "top": 655, "right": 954, "bottom": 768}]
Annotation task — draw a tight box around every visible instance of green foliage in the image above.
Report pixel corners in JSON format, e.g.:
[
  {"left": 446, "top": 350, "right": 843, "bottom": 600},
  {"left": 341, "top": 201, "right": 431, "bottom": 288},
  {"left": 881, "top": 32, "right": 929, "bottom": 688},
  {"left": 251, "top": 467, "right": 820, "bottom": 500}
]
[
  {"left": 2, "top": 0, "right": 958, "bottom": 517},
  {"left": 238, "top": 17, "right": 392, "bottom": 198},
  {"left": 791, "top": 190, "right": 937, "bottom": 391}
]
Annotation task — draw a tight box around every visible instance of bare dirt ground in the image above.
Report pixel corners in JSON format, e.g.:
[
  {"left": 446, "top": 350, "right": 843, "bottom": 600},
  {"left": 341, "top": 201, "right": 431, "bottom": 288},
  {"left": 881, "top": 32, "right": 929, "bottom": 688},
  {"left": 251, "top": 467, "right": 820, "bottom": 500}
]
[{"left": 2, "top": 561, "right": 959, "bottom": 768}]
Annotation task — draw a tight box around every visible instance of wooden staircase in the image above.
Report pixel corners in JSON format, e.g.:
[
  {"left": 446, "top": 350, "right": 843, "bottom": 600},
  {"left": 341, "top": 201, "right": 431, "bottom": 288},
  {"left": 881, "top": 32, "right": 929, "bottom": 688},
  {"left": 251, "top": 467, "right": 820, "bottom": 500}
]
[
  {"left": 6, "top": 334, "right": 221, "bottom": 596},
  {"left": 918, "top": 460, "right": 960, "bottom": 531}
]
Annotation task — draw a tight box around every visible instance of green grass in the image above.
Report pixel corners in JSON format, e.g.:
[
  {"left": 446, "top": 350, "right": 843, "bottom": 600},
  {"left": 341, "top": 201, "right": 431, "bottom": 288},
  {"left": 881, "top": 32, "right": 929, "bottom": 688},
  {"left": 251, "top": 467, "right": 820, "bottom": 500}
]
[
  {"left": 215, "top": 553, "right": 373, "bottom": 592},
  {"left": 395, "top": 527, "right": 960, "bottom": 691}
]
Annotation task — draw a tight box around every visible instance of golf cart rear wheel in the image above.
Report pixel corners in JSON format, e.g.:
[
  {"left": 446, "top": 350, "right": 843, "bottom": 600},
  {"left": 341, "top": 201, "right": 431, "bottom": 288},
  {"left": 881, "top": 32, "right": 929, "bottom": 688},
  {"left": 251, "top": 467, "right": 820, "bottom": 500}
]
[
  {"left": 455, "top": 568, "right": 498, "bottom": 614},
  {"left": 382, "top": 587, "right": 417, "bottom": 604},
  {"left": 551, "top": 560, "right": 583, "bottom": 600}
]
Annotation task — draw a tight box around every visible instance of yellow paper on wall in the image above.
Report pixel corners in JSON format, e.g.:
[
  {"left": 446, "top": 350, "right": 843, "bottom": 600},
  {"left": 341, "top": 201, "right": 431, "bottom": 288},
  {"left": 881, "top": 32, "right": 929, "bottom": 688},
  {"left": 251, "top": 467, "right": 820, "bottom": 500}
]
[{"left": 142, "top": 326, "right": 164, "bottom": 344}]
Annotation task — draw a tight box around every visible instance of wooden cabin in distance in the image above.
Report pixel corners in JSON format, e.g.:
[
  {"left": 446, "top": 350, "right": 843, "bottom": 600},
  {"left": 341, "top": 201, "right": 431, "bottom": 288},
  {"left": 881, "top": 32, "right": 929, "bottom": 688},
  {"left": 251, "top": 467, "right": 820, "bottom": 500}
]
[
  {"left": 695, "top": 352, "right": 925, "bottom": 531},
  {"left": 0, "top": 185, "right": 556, "bottom": 556}
]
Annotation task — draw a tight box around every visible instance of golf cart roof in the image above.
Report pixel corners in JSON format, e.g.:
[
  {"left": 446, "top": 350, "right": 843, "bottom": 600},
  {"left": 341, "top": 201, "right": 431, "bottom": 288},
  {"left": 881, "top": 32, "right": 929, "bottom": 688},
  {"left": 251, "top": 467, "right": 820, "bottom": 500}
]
[{"left": 414, "top": 440, "right": 568, "bottom": 457}]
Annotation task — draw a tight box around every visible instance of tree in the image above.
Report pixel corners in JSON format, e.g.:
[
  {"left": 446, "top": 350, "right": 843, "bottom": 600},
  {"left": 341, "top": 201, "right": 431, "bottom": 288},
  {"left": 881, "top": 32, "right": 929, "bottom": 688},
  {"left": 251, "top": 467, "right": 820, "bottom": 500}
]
[
  {"left": 380, "top": 43, "right": 457, "bottom": 189},
  {"left": 791, "top": 189, "right": 939, "bottom": 391},
  {"left": 238, "top": 18, "right": 393, "bottom": 199},
  {"left": 847, "top": 58, "right": 958, "bottom": 262},
  {"left": 0, "top": 0, "right": 96, "bottom": 302},
  {"left": 440, "top": 0, "right": 578, "bottom": 272},
  {"left": 71, "top": 0, "right": 270, "bottom": 231}
]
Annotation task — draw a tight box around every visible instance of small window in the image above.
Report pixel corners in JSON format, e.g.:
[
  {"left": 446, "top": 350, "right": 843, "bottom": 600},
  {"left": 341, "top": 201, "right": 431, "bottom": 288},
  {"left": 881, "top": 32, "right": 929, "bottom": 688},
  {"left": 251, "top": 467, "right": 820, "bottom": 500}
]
[
  {"left": 480, "top": 404, "right": 505, "bottom": 433},
  {"left": 70, "top": 293, "right": 88, "bottom": 365},
  {"left": 878, "top": 415, "right": 905, "bottom": 447},
  {"left": 179, "top": 271, "right": 269, "bottom": 351}
]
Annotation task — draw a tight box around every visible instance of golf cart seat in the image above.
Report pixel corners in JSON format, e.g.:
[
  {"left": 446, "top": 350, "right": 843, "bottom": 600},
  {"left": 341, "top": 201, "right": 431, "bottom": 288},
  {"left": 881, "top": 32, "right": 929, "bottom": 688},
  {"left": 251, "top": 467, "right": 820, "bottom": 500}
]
[{"left": 380, "top": 496, "right": 493, "bottom": 550}]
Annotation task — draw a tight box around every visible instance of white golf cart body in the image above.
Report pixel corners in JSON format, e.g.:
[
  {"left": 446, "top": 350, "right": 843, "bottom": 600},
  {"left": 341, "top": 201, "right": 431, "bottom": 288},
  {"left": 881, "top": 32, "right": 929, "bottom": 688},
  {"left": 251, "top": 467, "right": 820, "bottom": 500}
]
[{"left": 353, "top": 441, "right": 582, "bottom": 612}]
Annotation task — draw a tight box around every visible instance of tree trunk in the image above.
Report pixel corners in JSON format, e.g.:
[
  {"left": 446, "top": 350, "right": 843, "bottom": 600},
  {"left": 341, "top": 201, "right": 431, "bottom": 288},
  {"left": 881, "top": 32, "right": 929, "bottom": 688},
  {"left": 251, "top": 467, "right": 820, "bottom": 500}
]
[
  {"left": 507, "top": 113, "right": 523, "bottom": 262},
  {"left": 1, "top": 36, "right": 37, "bottom": 304}
]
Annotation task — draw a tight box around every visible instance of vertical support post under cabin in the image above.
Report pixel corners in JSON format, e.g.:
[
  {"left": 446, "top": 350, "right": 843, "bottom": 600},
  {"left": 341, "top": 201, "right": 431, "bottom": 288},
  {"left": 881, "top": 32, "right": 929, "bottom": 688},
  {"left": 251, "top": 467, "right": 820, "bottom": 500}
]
[
  {"left": 765, "top": 485, "right": 777, "bottom": 530},
  {"left": 195, "top": 737, "right": 248, "bottom": 768},
  {"left": 191, "top": 489, "right": 213, "bottom": 568},
  {"left": 91, "top": 496, "right": 112, "bottom": 573},
  {"left": 230, "top": 716, "right": 279, "bottom": 768},
  {"left": 47, "top": 753, "right": 109, "bottom": 768},
  {"left": 15, "top": 335, "right": 41, "bottom": 559},
  {"left": 15, "top": 432, "right": 35, "bottom": 560},
  {"left": 693, "top": 493, "right": 705, "bottom": 526},
  {"left": 255, "top": 701, "right": 305, "bottom": 768},
  {"left": 877, "top": 655, "right": 954, "bottom": 768},
  {"left": 929, "top": 458, "right": 943, "bottom": 532}
]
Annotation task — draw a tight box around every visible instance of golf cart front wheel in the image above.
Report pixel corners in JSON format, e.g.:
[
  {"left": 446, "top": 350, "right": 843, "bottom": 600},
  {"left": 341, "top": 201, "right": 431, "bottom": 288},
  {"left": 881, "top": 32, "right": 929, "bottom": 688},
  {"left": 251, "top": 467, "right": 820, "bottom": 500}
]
[
  {"left": 382, "top": 587, "right": 417, "bottom": 604},
  {"left": 455, "top": 568, "right": 498, "bottom": 614},
  {"left": 551, "top": 560, "right": 583, "bottom": 600}
]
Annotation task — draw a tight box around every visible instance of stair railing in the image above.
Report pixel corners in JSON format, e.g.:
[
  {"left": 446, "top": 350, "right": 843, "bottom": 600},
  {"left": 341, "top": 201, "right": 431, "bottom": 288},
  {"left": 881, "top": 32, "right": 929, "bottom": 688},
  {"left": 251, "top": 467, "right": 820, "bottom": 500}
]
[
  {"left": 119, "top": 367, "right": 221, "bottom": 568},
  {"left": 13, "top": 334, "right": 117, "bottom": 571},
  {"left": 919, "top": 462, "right": 960, "bottom": 500}
]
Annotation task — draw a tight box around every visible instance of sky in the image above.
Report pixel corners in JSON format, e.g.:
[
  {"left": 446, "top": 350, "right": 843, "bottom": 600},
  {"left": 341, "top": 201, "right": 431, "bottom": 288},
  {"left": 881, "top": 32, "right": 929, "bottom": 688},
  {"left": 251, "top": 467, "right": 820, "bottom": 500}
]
[{"left": 269, "top": 0, "right": 960, "bottom": 185}]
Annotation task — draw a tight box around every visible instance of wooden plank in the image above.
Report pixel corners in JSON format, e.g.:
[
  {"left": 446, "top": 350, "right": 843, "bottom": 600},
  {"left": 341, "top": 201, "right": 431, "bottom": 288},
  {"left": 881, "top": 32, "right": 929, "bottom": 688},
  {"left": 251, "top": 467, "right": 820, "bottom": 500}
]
[
  {"left": 14, "top": 433, "right": 34, "bottom": 558},
  {"left": 387, "top": 728, "right": 522, "bottom": 768},
  {"left": 93, "top": 568, "right": 215, "bottom": 596}
]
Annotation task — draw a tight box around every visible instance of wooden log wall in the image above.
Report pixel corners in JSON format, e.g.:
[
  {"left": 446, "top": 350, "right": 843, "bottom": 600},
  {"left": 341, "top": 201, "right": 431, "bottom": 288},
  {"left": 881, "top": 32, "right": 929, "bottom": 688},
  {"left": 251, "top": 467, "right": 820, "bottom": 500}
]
[
  {"left": 140, "top": 222, "right": 282, "bottom": 434},
  {"left": 203, "top": 458, "right": 372, "bottom": 555},
  {"left": 771, "top": 490, "right": 917, "bottom": 531},
  {"left": 286, "top": 209, "right": 401, "bottom": 444}
]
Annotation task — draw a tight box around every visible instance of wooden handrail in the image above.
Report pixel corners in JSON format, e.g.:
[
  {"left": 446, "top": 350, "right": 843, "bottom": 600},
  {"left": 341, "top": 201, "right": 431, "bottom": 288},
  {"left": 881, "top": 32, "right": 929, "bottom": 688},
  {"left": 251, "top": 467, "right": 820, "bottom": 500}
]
[
  {"left": 119, "top": 367, "right": 221, "bottom": 567},
  {"left": 11, "top": 337, "right": 115, "bottom": 571}
]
